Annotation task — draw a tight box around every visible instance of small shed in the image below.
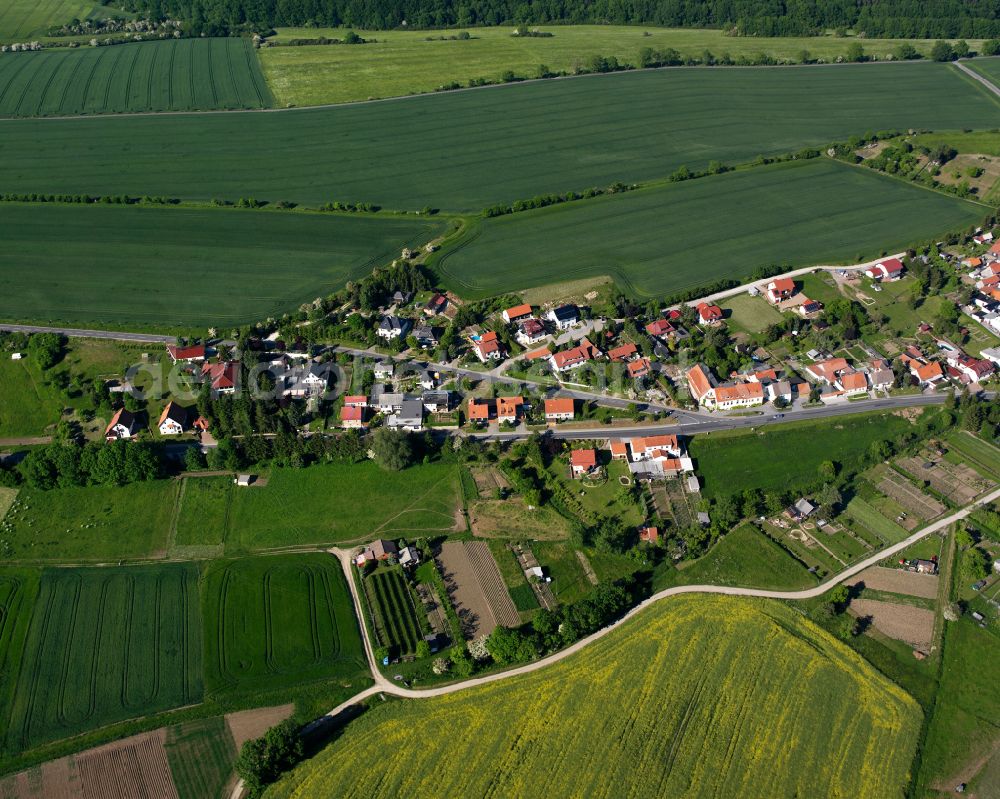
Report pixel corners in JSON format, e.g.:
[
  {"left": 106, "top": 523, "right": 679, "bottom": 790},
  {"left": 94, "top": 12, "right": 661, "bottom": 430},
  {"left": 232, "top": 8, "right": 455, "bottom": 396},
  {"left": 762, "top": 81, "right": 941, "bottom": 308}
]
[
  {"left": 235, "top": 474, "right": 254, "bottom": 487},
  {"left": 10, "top": 352, "right": 23, "bottom": 361},
  {"left": 697, "top": 511, "right": 711, "bottom": 526}
]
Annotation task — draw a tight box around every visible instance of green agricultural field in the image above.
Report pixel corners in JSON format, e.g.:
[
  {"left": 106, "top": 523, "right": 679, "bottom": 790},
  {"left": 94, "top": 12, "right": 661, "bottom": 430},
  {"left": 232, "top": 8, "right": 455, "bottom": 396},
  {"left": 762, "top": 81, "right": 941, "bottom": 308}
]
[
  {"left": 164, "top": 716, "right": 238, "bottom": 799},
  {"left": 656, "top": 523, "right": 815, "bottom": 591},
  {"left": 2, "top": 480, "right": 178, "bottom": 561},
  {"left": 0, "top": 569, "right": 39, "bottom": 749},
  {"left": 0, "top": 356, "right": 64, "bottom": 438},
  {"left": 0, "top": 0, "right": 104, "bottom": 40},
  {"left": 966, "top": 56, "right": 1000, "bottom": 90},
  {"left": 0, "top": 39, "right": 273, "bottom": 117},
  {"left": 0, "top": 61, "right": 997, "bottom": 210},
  {"left": 174, "top": 477, "right": 233, "bottom": 548},
  {"left": 0, "top": 203, "right": 445, "bottom": 326},
  {"left": 201, "top": 555, "right": 366, "bottom": 701},
  {"left": 262, "top": 26, "right": 991, "bottom": 107},
  {"left": 690, "top": 412, "right": 914, "bottom": 500},
  {"left": 5, "top": 563, "right": 202, "bottom": 753},
  {"left": 270, "top": 595, "right": 921, "bottom": 799},
  {"left": 226, "top": 462, "right": 460, "bottom": 551},
  {"left": 945, "top": 431, "right": 1000, "bottom": 481},
  {"left": 436, "top": 159, "right": 985, "bottom": 298}
]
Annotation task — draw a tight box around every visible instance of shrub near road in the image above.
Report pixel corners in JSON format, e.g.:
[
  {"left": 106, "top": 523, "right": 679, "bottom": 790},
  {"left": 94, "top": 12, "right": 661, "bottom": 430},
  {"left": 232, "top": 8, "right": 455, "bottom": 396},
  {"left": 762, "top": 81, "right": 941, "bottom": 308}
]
[
  {"left": 270, "top": 595, "right": 921, "bottom": 799},
  {"left": 0, "top": 39, "right": 273, "bottom": 117},
  {"left": 434, "top": 158, "right": 985, "bottom": 298},
  {"left": 0, "top": 61, "right": 996, "bottom": 209}
]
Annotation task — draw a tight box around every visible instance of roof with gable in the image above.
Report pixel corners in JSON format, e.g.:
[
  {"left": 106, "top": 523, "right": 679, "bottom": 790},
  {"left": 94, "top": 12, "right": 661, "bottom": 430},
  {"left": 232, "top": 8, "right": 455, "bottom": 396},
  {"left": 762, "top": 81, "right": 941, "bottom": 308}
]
[
  {"left": 467, "top": 399, "right": 491, "bottom": 421},
  {"left": 768, "top": 277, "right": 795, "bottom": 293},
  {"left": 645, "top": 319, "right": 675, "bottom": 337},
  {"left": 608, "top": 343, "right": 638, "bottom": 361},
  {"left": 714, "top": 382, "right": 765, "bottom": 403},
  {"left": 839, "top": 371, "right": 868, "bottom": 391},
  {"left": 503, "top": 303, "right": 533, "bottom": 320},
  {"left": 545, "top": 397, "right": 575, "bottom": 415},
  {"left": 685, "top": 364, "right": 715, "bottom": 401},
  {"left": 570, "top": 449, "right": 598, "bottom": 469},
  {"left": 157, "top": 401, "right": 187, "bottom": 428}
]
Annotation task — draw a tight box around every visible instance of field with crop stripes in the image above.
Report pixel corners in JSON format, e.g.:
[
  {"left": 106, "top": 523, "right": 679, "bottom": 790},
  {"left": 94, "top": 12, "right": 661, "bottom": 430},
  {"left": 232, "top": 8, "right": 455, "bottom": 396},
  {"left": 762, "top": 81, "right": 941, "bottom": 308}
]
[
  {"left": 202, "top": 555, "right": 366, "bottom": 700},
  {"left": 4, "top": 564, "right": 202, "bottom": 753},
  {"left": 0, "top": 203, "right": 445, "bottom": 326},
  {"left": 0, "top": 61, "right": 996, "bottom": 209},
  {"left": 434, "top": 158, "right": 986, "bottom": 298},
  {"left": 0, "top": 39, "right": 273, "bottom": 117},
  {"left": 270, "top": 595, "right": 921, "bottom": 799},
  {"left": 0, "top": 569, "right": 39, "bottom": 751},
  {"left": 365, "top": 569, "right": 423, "bottom": 655},
  {"left": 0, "top": 0, "right": 104, "bottom": 40}
]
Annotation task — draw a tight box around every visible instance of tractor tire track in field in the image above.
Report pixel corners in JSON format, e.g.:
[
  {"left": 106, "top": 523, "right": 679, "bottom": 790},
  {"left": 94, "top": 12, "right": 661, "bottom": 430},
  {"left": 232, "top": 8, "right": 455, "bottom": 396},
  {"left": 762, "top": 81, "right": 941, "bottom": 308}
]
[
  {"left": 101, "top": 45, "right": 128, "bottom": 110},
  {"left": 121, "top": 43, "right": 143, "bottom": 113},
  {"left": 77, "top": 46, "right": 108, "bottom": 113},
  {"left": 36, "top": 52, "right": 70, "bottom": 115},
  {"left": 205, "top": 40, "right": 219, "bottom": 107},
  {"left": 165, "top": 39, "right": 177, "bottom": 110},
  {"left": 145, "top": 39, "right": 160, "bottom": 110},
  {"left": 0, "top": 54, "right": 34, "bottom": 110},
  {"left": 224, "top": 39, "right": 241, "bottom": 107},
  {"left": 242, "top": 40, "right": 266, "bottom": 107}
]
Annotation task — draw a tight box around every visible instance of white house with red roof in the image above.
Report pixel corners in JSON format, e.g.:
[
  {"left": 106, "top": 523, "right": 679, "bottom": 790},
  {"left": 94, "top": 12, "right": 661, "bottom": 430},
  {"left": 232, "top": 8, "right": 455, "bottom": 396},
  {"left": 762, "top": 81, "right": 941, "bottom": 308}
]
[
  {"left": 202, "top": 361, "right": 239, "bottom": 394},
  {"left": 549, "top": 338, "right": 602, "bottom": 373},
  {"left": 695, "top": 302, "right": 723, "bottom": 325},
  {"left": 570, "top": 448, "right": 598, "bottom": 477},
  {"left": 544, "top": 397, "right": 575, "bottom": 422},
  {"left": 764, "top": 278, "right": 796, "bottom": 304},
  {"left": 472, "top": 331, "right": 504, "bottom": 363},
  {"left": 805, "top": 357, "right": 850, "bottom": 385},
  {"left": 946, "top": 352, "right": 994, "bottom": 383},
  {"left": 515, "top": 318, "right": 547, "bottom": 347},
  {"left": 502, "top": 304, "right": 533, "bottom": 324},
  {"left": 623, "top": 434, "right": 694, "bottom": 479},
  {"left": 864, "top": 258, "right": 905, "bottom": 282},
  {"left": 157, "top": 402, "right": 188, "bottom": 435},
  {"left": 105, "top": 408, "right": 140, "bottom": 441},
  {"left": 166, "top": 344, "right": 206, "bottom": 363},
  {"left": 340, "top": 405, "right": 367, "bottom": 429},
  {"left": 686, "top": 363, "right": 764, "bottom": 410}
]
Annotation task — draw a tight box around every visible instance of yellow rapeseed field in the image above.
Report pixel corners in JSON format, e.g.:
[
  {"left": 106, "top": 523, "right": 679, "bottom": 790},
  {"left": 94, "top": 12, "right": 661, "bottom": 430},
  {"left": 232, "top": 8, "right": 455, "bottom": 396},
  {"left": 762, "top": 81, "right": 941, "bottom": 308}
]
[{"left": 269, "top": 596, "right": 921, "bottom": 798}]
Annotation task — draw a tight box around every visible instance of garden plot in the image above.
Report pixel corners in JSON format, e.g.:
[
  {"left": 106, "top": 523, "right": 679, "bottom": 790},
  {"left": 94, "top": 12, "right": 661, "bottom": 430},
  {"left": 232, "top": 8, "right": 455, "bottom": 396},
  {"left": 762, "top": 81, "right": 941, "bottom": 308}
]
[
  {"left": 849, "top": 599, "right": 935, "bottom": 649},
  {"left": 649, "top": 480, "right": 696, "bottom": 529},
  {"left": 436, "top": 542, "right": 517, "bottom": 640},
  {"left": 897, "top": 455, "right": 993, "bottom": 505},
  {"left": 876, "top": 466, "right": 945, "bottom": 520},
  {"left": 469, "top": 467, "right": 511, "bottom": 499},
  {"left": 849, "top": 566, "right": 939, "bottom": 600},
  {"left": 468, "top": 498, "right": 571, "bottom": 540},
  {"left": 363, "top": 568, "right": 425, "bottom": 657}
]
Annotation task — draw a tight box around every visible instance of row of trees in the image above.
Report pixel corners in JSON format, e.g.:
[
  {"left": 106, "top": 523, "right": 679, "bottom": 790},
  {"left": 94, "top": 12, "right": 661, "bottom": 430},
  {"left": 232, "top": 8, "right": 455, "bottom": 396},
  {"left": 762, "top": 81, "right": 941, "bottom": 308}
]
[
  {"left": 13, "top": 439, "right": 161, "bottom": 490},
  {"left": 118, "top": 0, "right": 1000, "bottom": 40}
]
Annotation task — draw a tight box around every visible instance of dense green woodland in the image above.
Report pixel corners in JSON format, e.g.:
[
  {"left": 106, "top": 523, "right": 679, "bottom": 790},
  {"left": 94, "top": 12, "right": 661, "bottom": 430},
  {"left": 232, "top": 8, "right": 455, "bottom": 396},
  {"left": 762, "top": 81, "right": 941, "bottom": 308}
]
[{"left": 117, "top": 0, "right": 1000, "bottom": 38}]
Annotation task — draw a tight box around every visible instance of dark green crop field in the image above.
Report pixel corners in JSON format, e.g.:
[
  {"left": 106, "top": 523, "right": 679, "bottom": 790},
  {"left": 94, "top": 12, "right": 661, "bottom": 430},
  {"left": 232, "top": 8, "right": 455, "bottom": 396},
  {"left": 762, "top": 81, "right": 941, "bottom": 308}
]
[
  {"left": 0, "top": 62, "right": 996, "bottom": 210},
  {"left": 435, "top": 158, "right": 986, "bottom": 297},
  {"left": 0, "top": 39, "right": 272, "bottom": 117},
  {"left": 201, "top": 555, "right": 366, "bottom": 701},
  {"left": 965, "top": 56, "right": 1000, "bottom": 88},
  {"left": 4, "top": 564, "right": 202, "bottom": 753},
  {"left": 0, "top": 203, "right": 445, "bottom": 325}
]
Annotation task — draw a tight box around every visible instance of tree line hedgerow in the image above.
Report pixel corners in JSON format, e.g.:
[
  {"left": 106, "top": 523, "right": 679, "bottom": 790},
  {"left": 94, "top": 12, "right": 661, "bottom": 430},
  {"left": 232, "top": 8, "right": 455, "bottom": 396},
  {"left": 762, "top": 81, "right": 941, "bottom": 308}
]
[{"left": 113, "top": 0, "right": 1000, "bottom": 40}]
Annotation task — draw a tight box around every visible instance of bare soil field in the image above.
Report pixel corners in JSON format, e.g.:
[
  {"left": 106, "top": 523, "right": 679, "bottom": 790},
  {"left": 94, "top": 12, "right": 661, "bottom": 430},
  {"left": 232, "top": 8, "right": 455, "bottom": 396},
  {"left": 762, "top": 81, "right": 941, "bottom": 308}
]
[
  {"left": 850, "top": 598, "right": 935, "bottom": 649},
  {"left": 850, "top": 566, "right": 939, "bottom": 599},
  {"left": 0, "top": 729, "right": 178, "bottom": 799},
  {"left": 879, "top": 468, "right": 945, "bottom": 518},
  {"left": 469, "top": 467, "right": 510, "bottom": 499},
  {"left": 437, "top": 542, "right": 500, "bottom": 640},
  {"left": 465, "top": 541, "right": 520, "bottom": 629},
  {"left": 898, "top": 456, "right": 992, "bottom": 505},
  {"left": 468, "top": 498, "right": 570, "bottom": 540},
  {"left": 225, "top": 704, "right": 295, "bottom": 752}
]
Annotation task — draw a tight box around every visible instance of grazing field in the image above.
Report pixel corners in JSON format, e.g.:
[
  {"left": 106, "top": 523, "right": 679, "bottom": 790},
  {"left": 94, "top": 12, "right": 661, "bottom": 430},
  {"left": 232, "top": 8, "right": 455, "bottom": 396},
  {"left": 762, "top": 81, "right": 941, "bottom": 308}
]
[
  {"left": 201, "top": 555, "right": 366, "bottom": 700},
  {"left": 2, "top": 481, "right": 178, "bottom": 561},
  {"left": 364, "top": 568, "right": 423, "bottom": 656},
  {"left": 1, "top": 61, "right": 997, "bottom": 210},
  {"left": 5, "top": 564, "right": 202, "bottom": 753},
  {"left": 691, "top": 412, "right": 914, "bottom": 500},
  {"left": 226, "top": 462, "right": 460, "bottom": 551},
  {"left": 262, "top": 26, "right": 992, "bottom": 107},
  {"left": 435, "top": 159, "right": 985, "bottom": 297},
  {"left": 918, "top": 620, "right": 1000, "bottom": 794},
  {"left": 270, "top": 595, "right": 921, "bottom": 799},
  {"left": 0, "top": 1, "right": 104, "bottom": 40},
  {"left": 0, "top": 203, "right": 445, "bottom": 326},
  {"left": 0, "top": 39, "right": 273, "bottom": 118},
  {"left": 657, "top": 523, "right": 815, "bottom": 591},
  {"left": 0, "top": 356, "right": 63, "bottom": 437},
  {"left": 174, "top": 477, "right": 232, "bottom": 548}
]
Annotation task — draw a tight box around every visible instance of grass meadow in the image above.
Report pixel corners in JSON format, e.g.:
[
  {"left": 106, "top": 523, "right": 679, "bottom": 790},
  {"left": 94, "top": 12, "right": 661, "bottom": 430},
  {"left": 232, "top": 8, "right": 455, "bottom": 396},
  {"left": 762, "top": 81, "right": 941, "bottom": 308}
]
[
  {"left": 435, "top": 159, "right": 985, "bottom": 297},
  {"left": 201, "top": 555, "right": 367, "bottom": 701},
  {"left": 0, "top": 0, "right": 104, "bottom": 40},
  {"left": 226, "top": 462, "right": 460, "bottom": 550},
  {"left": 690, "top": 412, "right": 914, "bottom": 500},
  {"left": 656, "top": 523, "right": 815, "bottom": 591},
  {"left": 270, "top": 595, "right": 921, "bottom": 799},
  {"left": 0, "top": 203, "right": 445, "bottom": 326},
  {"left": 174, "top": 477, "right": 233, "bottom": 548},
  {"left": 0, "top": 61, "right": 996, "bottom": 210},
  {"left": 4, "top": 563, "right": 203, "bottom": 753},
  {"left": 0, "top": 356, "right": 64, "bottom": 438},
  {"left": 262, "top": 25, "right": 994, "bottom": 107},
  {"left": 0, "top": 39, "right": 273, "bottom": 117},
  {"left": 2, "top": 481, "right": 178, "bottom": 561}
]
